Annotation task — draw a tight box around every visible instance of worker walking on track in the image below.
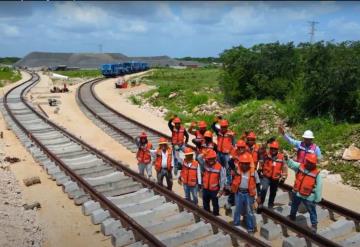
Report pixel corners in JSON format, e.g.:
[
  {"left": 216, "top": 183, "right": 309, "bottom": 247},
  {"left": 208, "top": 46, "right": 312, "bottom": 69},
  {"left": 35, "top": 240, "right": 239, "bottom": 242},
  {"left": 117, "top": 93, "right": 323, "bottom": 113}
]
[
  {"left": 154, "top": 137, "right": 174, "bottom": 191},
  {"left": 227, "top": 140, "right": 253, "bottom": 207},
  {"left": 278, "top": 125, "right": 322, "bottom": 163},
  {"left": 231, "top": 152, "right": 261, "bottom": 234},
  {"left": 285, "top": 153, "right": 323, "bottom": 233},
  {"left": 211, "top": 116, "right": 235, "bottom": 188},
  {"left": 178, "top": 148, "right": 201, "bottom": 205},
  {"left": 135, "top": 132, "right": 154, "bottom": 178},
  {"left": 202, "top": 150, "right": 226, "bottom": 216},
  {"left": 259, "top": 141, "right": 288, "bottom": 208},
  {"left": 168, "top": 115, "right": 189, "bottom": 175},
  {"left": 197, "top": 130, "right": 217, "bottom": 172}
]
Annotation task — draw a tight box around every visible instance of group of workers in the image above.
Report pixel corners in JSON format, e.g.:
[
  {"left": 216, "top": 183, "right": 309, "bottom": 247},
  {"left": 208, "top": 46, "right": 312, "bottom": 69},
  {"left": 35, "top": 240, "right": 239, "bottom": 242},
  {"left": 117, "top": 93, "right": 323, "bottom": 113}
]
[{"left": 135, "top": 115, "right": 323, "bottom": 234}]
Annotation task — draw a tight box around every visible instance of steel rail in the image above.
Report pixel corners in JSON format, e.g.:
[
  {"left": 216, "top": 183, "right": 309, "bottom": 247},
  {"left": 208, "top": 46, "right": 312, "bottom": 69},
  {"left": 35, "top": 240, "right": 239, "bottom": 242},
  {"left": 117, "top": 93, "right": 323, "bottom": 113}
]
[{"left": 3, "top": 72, "right": 165, "bottom": 247}]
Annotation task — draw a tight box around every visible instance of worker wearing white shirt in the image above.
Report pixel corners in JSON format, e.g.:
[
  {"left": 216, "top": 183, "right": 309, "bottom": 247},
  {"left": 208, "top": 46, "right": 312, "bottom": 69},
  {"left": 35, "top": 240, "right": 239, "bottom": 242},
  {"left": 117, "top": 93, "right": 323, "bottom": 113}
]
[{"left": 153, "top": 137, "right": 174, "bottom": 191}]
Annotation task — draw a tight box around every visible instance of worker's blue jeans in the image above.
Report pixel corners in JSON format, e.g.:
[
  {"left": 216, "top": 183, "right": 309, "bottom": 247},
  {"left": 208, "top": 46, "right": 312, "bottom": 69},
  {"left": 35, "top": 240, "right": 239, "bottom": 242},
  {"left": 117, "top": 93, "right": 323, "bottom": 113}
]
[
  {"left": 172, "top": 144, "right": 185, "bottom": 175},
  {"left": 233, "top": 191, "right": 255, "bottom": 232},
  {"left": 260, "top": 176, "right": 279, "bottom": 207},
  {"left": 183, "top": 184, "right": 198, "bottom": 205},
  {"left": 202, "top": 189, "right": 219, "bottom": 216},
  {"left": 217, "top": 152, "right": 231, "bottom": 184},
  {"left": 290, "top": 192, "right": 318, "bottom": 226}
]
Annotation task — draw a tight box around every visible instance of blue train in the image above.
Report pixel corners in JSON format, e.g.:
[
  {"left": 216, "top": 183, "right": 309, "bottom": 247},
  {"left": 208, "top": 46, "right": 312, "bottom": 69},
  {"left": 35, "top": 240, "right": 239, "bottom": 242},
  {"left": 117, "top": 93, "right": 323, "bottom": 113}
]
[{"left": 101, "top": 61, "right": 149, "bottom": 77}]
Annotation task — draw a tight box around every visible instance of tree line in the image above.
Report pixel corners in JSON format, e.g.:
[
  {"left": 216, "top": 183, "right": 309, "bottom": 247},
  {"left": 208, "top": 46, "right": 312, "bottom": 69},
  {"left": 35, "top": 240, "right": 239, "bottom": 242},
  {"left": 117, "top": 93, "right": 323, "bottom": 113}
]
[{"left": 219, "top": 41, "right": 360, "bottom": 123}]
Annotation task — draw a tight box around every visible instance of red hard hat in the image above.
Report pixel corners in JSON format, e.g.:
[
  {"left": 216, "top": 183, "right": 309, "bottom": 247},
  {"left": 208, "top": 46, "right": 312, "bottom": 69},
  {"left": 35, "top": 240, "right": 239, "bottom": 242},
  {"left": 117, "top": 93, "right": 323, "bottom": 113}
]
[
  {"left": 239, "top": 153, "right": 252, "bottom": 164},
  {"left": 219, "top": 119, "right": 229, "bottom": 127},
  {"left": 236, "top": 140, "right": 247, "bottom": 148},
  {"left": 158, "top": 137, "right": 168, "bottom": 145},
  {"left": 205, "top": 150, "right": 217, "bottom": 160},
  {"left": 247, "top": 131, "right": 256, "bottom": 139},
  {"left": 198, "top": 121, "right": 207, "bottom": 128},
  {"left": 204, "top": 130, "right": 213, "bottom": 138},
  {"left": 139, "top": 132, "right": 147, "bottom": 138},
  {"left": 306, "top": 153, "right": 317, "bottom": 164},
  {"left": 269, "top": 141, "right": 279, "bottom": 149},
  {"left": 173, "top": 117, "right": 181, "bottom": 124},
  {"left": 184, "top": 147, "right": 194, "bottom": 156}
]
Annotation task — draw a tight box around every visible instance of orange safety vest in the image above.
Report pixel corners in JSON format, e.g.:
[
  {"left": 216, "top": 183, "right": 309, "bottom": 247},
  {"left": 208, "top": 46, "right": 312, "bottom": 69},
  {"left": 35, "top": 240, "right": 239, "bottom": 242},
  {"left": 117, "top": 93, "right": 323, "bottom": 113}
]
[
  {"left": 247, "top": 143, "right": 260, "bottom": 168},
  {"left": 262, "top": 153, "right": 285, "bottom": 180},
  {"left": 231, "top": 165, "right": 257, "bottom": 196},
  {"left": 231, "top": 150, "right": 256, "bottom": 171},
  {"left": 217, "top": 130, "right": 234, "bottom": 154},
  {"left": 203, "top": 162, "right": 222, "bottom": 191},
  {"left": 172, "top": 126, "right": 185, "bottom": 145},
  {"left": 181, "top": 160, "right": 199, "bottom": 186},
  {"left": 293, "top": 163, "right": 319, "bottom": 197},
  {"left": 154, "top": 148, "right": 172, "bottom": 172},
  {"left": 136, "top": 142, "right": 153, "bottom": 164}
]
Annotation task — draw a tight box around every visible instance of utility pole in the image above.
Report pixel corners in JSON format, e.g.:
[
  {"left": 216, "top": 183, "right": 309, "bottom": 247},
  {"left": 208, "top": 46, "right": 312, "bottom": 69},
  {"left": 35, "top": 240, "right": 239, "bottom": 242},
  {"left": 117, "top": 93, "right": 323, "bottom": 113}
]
[{"left": 308, "top": 21, "right": 319, "bottom": 43}]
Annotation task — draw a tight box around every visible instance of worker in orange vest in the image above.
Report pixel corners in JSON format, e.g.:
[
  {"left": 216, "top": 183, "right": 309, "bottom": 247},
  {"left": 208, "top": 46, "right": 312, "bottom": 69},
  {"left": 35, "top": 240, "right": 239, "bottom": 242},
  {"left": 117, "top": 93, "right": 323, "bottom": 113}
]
[
  {"left": 168, "top": 115, "right": 189, "bottom": 175},
  {"left": 188, "top": 120, "right": 207, "bottom": 148},
  {"left": 178, "top": 148, "right": 201, "bottom": 205},
  {"left": 135, "top": 132, "right": 154, "bottom": 178},
  {"left": 211, "top": 116, "right": 235, "bottom": 187},
  {"left": 231, "top": 152, "right": 261, "bottom": 233},
  {"left": 202, "top": 150, "right": 226, "bottom": 216},
  {"left": 285, "top": 153, "right": 323, "bottom": 233},
  {"left": 259, "top": 141, "right": 288, "bottom": 208},
  {"left": 242, "top": 131, "right": 263, "bottom": 170},
  {"left": 197, "top": 130, "right": 217, "bottom": 172},
  {"left": 227, "top": 140, "right": 254, "bottom": 207},
  {"left": 154, "top": 137, "right": 174, "bottom": 191}
]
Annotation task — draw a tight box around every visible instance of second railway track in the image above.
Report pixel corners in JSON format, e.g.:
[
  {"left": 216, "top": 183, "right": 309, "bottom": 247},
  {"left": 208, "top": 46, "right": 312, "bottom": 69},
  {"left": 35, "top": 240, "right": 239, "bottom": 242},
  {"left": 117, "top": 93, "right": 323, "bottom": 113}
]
[{"left": 76, "top": 76, "right": 360, "bottom": 247}]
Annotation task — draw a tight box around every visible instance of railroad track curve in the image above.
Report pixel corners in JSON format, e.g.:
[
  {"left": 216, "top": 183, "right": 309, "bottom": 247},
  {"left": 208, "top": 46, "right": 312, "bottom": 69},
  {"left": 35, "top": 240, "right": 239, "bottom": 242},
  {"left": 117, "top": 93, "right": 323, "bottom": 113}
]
[
  {"left": 2, "top": 71, "right": 274, "bottom": 247},
  {"left": 76, "top": 76, "right": 360, "bottom": 247}
]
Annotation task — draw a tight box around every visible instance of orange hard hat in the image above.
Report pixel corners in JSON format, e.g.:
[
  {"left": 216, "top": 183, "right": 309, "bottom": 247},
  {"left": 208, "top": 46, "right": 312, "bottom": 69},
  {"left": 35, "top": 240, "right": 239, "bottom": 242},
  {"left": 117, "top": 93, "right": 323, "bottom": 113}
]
[
  {"left": 247, "top": 131, "right": 256, "bottom": 139},
  {"left": 269, "top": 141, "right": 279, "bottom": 149},
  {"left": 204, "top": 130, "right": 213, "bottom": 138},
  {"left": 139, "top": 132, "right": 147, "bottom": 138},
  {"left": 306, "top": 153, "right": 317, "bottom": 164},
  {"left": 198, "top": 121, "right": 207, "bottom": 128},
  {"left": 173, "top": 117, "right": 181, "bottom": 124},
  {"left": 205, "top": 150, "right": 217, "bottom": 160},
  {"left": 158, "top": 137, "right": 168, "bottom": 145},
  {"left": 219, "top": 119, "right": 229, "bottom": 127},
  {"left": 184, "top": 147, "right": 194, "bottom": 156},
  {"left": 239, "top": 153, "right": 252, "bottom": 164},
  {"left": 236, "top": 140, "right": 247, "bottom": 148}
]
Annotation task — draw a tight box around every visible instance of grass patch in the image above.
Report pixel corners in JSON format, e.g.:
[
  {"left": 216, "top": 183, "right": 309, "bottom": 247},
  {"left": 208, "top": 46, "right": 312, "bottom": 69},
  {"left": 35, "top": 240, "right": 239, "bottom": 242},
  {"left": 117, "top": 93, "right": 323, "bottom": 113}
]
[
  {"left": 0, "top": 67, "right": 21, "bottom": 87},
  {"left": 55, "top": 69, "right": 101, "bottom": 78},
  {"left": 129, "top": 95, "right": 142, "bottom": 105},
  {"left": 327, "top": 162, "right": 360, "bottom": 188}
]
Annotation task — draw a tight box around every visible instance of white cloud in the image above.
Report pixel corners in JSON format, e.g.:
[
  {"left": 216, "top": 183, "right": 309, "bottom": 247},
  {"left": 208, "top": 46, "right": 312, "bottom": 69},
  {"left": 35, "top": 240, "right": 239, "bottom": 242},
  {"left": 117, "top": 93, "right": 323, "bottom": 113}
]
[{"left": 0, "top": 23, "right": 20, "bottom": 38}]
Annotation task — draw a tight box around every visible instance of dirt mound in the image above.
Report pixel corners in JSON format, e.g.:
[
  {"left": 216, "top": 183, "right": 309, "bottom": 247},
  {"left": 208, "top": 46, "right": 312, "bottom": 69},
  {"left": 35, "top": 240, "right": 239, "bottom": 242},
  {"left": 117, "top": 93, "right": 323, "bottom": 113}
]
[{"left": 15, "top": 52, "right": 204, "bottom": 69}]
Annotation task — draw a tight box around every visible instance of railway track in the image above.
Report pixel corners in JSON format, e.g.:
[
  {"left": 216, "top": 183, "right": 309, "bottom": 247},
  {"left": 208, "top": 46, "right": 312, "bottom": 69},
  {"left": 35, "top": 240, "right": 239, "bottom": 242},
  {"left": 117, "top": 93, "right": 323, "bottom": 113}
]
[
  {"left": 1, "top": 72, "right": 275, "bottom": 247},
  {"left": 76, "top": 76, "right": 360, "bottom": 247}
]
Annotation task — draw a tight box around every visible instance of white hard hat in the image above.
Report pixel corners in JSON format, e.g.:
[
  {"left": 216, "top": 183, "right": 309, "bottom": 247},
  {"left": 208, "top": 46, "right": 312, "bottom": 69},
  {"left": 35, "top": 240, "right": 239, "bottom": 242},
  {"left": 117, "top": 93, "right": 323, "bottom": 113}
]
[{"left": 302, "top": 130, "right": 314, "bottom": 139}]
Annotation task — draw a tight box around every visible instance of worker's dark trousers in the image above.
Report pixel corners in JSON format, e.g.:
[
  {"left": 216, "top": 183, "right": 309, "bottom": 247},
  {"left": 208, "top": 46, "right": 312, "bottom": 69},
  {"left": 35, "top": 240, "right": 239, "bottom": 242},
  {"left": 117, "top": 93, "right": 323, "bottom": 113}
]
[
  {"left": 157, "top": 169, "right": 173, "bottom": 191},
  {"left": 260, "top": 177, "right": 279, "bottom": 207},
  {"left": 202, "top": 189, "right": 219, "bottom": 216}
]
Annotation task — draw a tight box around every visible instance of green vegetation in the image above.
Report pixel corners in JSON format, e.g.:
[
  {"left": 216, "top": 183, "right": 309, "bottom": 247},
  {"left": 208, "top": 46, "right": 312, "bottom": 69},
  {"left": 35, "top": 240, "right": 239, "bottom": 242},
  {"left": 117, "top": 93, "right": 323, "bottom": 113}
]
[
  {"left": 220, "top": 41, "right": 360, "bottom": 123},
  {"left": 141, "top": 64, "right": 360, "bottom": 188},
  {"left": 55, "top": 69, "right": 101, "bottom": 78},
  {"left": 143, "top": 68, "right": 223, "bottom": 122},
  {"left": 0, "top": 57, "right": 21, "bottom": 65},
  {"left": 0, "top": 67, "right": 21, "bottom": 87},
  {"left": 129, "top": 95, "right": 142, "bottom": 105}
]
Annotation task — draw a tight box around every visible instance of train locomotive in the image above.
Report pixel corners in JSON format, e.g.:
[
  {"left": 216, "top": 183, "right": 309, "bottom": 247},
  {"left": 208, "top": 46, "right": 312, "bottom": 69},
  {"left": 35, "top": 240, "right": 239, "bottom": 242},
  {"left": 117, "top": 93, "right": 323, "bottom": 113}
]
[{"left": 101, "top": 61, "right": 149, "bottom": 77}]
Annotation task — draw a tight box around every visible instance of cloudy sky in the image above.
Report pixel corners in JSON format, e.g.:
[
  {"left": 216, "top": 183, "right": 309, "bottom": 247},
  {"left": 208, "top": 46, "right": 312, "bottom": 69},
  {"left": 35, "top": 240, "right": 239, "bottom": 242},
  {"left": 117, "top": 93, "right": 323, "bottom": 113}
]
[{"left": 1, "top": 1, "right": 359, "bottom": 58}]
